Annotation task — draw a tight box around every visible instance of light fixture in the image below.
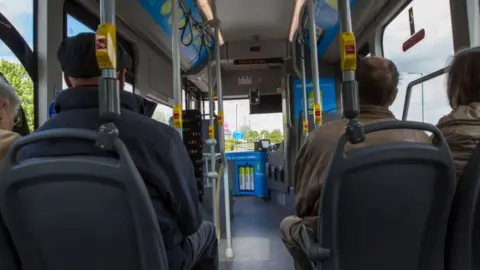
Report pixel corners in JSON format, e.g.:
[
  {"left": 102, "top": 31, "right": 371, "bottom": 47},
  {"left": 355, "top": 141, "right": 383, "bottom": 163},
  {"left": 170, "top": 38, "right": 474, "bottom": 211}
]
[
  {"left": 289, "top": 0, "right": 306, "bottom": 41},
  {"left": 197, "top": 0, "right": 225, "bottom": 45}
]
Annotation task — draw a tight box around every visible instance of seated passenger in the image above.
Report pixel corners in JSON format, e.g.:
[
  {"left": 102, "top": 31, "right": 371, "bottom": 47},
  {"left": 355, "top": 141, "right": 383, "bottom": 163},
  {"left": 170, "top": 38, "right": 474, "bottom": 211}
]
[
  {"left": 433, "top": 47, "right": 480, "bottom": 180},
  {"left": 0, "top": 73, "right": 21, "bottom": 167},
  {"left": 280, "top": 56, "right": 430, "bottom": 270},
  {"left": 18, "top": 33, "right": 218, "bottom": 270}
]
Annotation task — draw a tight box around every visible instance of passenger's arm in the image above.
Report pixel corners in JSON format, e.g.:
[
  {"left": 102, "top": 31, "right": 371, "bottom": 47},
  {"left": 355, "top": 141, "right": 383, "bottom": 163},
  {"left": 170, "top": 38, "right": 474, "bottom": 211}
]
[
  {"left": 163, "top": 131, "right": 202, "bottom": 236},
  {"left": 293, "top": 126, "right": 336, "bottom": 218},
  {"left": 0, "top": 130, "right": 20, "bottom": 167}
]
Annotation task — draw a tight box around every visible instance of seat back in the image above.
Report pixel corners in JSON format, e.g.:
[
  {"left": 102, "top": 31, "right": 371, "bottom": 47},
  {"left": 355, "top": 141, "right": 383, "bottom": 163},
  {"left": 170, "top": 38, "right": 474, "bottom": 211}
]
[
  {"left": 318, "top": 121, "right": 455, "bottom": 270},
  {"left": 0, "top": 129, "right": 169, "bottom": 270},
  {"left": 446, "top": 142, "right": 480, "bottom": 270}
]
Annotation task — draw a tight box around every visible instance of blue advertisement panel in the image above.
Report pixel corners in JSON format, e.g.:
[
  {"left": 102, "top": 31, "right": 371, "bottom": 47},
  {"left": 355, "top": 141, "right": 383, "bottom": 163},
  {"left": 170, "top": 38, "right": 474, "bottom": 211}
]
[
  {"left": 293, "top": 77, "right": 336, "bottom": 122},
  {"left": 304, "top": 0, "right": 356, "bottom": 58},
  {"left": 226, "top": 152, "right": 268, "bottom": 198},
  {"left": 137, "top": 0, "right": 212, "bottom": 67}
]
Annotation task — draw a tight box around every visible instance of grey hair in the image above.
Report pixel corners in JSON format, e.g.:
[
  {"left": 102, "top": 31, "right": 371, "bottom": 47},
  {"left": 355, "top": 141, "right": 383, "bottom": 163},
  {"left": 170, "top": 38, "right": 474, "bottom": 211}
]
[{"left": 0, "top": 76, "right": 21, "bottom": 117}]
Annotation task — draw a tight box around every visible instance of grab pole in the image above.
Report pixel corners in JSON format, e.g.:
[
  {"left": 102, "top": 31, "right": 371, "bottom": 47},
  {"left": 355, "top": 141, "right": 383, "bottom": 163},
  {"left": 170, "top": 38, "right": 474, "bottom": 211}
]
[
  {"left": 307, "top": 0, "right": 322, "bottom": 127},
  {"left": 338, "top": 0, "right": 359, "bottom": 119},
  {"left": 171, "top": 0, "right": 183, "bottom": 137},
  {"left": 96, "top": 0, "right": 120, "bottom": 120},
  {"left": 210, "top": 0, "right": 234, "bottom": 258},
  {"left": 338, "top": 0, "right": 364, "bottom": 144},
  {"left": 205, "top": 48, "right": 219, "bottom": 239},
  {"left": 299, "top": 26, "right": 308, "bottom": 136}
]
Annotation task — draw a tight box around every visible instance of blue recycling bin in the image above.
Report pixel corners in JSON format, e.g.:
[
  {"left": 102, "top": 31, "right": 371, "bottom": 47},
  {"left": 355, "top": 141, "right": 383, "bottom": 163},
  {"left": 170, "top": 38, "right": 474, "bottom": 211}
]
[{"left": 225, "top": 151, "right": 268, "bottom": 198}]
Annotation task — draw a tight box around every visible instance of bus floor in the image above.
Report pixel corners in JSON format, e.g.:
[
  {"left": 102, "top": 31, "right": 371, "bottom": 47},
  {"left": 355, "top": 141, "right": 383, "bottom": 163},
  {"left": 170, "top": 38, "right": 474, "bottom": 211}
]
[{"left": 218, "top": 196, "right": 295, "bottom": 270}]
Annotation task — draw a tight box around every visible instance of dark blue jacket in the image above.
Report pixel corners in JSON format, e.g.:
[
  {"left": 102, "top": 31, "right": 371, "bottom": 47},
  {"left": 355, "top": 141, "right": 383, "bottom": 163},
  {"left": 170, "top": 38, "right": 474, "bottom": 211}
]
[{"left": 18, "top": 87, "right": 201, "bottom": 252}]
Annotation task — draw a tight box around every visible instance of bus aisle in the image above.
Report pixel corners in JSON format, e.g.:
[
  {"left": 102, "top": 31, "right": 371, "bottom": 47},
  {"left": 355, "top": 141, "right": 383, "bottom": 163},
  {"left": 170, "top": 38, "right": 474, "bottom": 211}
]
[{"left": 218, "top": 197, "right": 294, "bottom": 270}]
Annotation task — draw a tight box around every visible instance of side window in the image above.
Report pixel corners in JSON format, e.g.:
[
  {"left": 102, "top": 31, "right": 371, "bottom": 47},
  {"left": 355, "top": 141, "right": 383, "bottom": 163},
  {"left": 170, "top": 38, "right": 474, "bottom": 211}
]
[
  {"left": 382, "top": 0, "right": 454, "bottom": 124},
  {"left": 0, "top": 0, "right": 36, "bottom": 131},
  {"left": 124, "top": 82, "right": 133, "bottom": 93},
  {"left": 152, "top": 102, "right": 172, "bottom": 124}
]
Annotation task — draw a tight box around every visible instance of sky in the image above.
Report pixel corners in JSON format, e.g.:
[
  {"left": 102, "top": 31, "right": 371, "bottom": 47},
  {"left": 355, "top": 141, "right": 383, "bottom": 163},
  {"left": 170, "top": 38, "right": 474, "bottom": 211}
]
[{"left": 0, "top": 0, "right": 455, "bottom": 131}]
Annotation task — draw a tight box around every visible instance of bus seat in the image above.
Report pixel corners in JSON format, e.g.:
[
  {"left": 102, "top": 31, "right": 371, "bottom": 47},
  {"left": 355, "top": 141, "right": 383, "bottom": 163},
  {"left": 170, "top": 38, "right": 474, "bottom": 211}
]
[
  {"left": 0, "top": 214, "right": 21, "bottom": 269},
  {"left": 0, "top": 128, "right": 169, "bottom": 270},
  {"left": 446, "top": 142, "right": 480, "bottom": 270},
  {"left": 306, "top": 121, "right": 455, "bottom": 270}
]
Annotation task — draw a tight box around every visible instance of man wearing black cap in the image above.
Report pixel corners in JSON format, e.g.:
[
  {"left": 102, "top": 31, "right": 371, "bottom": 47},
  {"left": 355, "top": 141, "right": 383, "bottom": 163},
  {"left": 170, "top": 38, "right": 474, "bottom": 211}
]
[{"left": 18, "top": 33, "right": 218, "bottom": 270}]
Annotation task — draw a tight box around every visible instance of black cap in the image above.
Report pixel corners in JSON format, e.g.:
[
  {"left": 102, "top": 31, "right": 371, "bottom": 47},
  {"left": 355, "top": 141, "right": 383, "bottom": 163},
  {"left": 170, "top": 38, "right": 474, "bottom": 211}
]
[{"left": 57, "top": 32, "right": 132, "bottom": 78}]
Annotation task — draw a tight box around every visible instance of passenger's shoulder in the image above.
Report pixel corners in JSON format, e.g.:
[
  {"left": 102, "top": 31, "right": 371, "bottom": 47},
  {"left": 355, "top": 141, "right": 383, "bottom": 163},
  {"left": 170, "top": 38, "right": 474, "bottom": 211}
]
[
  {"left": 0, "top": 130, "right": 20, "bottom": 154},
  {"left": 308, "top": 120, "right": 346, "bottom": 145},
  {"left": 312, "top": 119, "right": 346, "bottom": 137},
  {"left": 122, "top": 112, "right": 178, "bottom": 140},
  {"left": 0, "top": 129, "right": 20, "bottom": 142}
]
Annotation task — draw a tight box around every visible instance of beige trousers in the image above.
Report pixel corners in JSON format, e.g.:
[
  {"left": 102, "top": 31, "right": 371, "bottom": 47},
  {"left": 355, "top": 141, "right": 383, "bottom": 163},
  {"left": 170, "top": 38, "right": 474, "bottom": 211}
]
[{"left": 280, "top": 215, "right": 315, "bottom": 270}]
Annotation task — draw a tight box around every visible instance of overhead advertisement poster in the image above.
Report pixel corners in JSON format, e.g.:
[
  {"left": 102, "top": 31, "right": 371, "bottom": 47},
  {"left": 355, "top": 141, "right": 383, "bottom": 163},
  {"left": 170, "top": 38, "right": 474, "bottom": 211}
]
[
  {"left": 137, "top": 0, "right": 209, "bottom": 67},
  {"left": 293, "top": 77, "right": 337, "bottom": 121}
]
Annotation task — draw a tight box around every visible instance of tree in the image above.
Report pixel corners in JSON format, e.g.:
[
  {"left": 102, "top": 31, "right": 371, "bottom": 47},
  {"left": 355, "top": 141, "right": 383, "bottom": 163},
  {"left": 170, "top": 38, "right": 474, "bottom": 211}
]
[
  {"left": 0, "top": 60, "right": 34, "bottom": 131},
  {"left": 267, "top": 129, "right": 283, "bottom": 143},
  {"left": 224, "top": 138, "right": 235, "bottom": 151},
  {"left": 260, "top": 130, "right": 270, "bottom": 139},
  {"left": 245, "top": 130, "right": 259, "bottom": 142}
]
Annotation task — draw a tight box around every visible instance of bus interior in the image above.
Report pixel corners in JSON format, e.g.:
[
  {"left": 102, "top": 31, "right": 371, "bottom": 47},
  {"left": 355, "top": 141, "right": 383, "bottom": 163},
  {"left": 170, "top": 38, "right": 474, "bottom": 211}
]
[{"left": 0, "top": 0, "right": 479, "bottom": 269}]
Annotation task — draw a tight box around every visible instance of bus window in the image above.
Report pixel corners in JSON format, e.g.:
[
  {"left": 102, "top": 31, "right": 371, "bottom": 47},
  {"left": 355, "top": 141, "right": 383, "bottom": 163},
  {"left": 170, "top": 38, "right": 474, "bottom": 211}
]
[
  {"left": 222, "top": 99, "right": 283, "bottom": 151},
  {"left": 124, "top": 83, "right": 133, "bottom": 93},
  {"left": 66, "top": 14, "right": 93, "bottom": 37},
  {"left": 152, "top": 102, "right": 172, "bottom": 124},
  {"left": 382, "top": 0, "right": 454, "bottom": 124},
  {"left": 0, "top": 0, "right": 36, "bottom": 131}
]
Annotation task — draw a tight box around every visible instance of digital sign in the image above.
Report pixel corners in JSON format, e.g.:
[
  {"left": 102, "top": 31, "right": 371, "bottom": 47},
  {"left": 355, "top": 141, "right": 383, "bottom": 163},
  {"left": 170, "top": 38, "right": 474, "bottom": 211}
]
[{"left": 233, "top": 58, "right": 284, "bottom": 65}]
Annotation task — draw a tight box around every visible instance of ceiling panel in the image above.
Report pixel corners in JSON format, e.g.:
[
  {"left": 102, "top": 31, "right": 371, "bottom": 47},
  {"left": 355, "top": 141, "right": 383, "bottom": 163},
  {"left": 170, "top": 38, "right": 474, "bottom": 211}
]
[{"left": 216, "top": 0, "right": 296, "bottom": 41}]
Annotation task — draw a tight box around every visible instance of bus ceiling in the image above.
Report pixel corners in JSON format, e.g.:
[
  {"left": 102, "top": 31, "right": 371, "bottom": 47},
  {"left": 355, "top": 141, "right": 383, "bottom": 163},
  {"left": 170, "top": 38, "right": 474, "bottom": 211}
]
[{"left": 67, "top": 0, "right": 408, "bottom": 99}]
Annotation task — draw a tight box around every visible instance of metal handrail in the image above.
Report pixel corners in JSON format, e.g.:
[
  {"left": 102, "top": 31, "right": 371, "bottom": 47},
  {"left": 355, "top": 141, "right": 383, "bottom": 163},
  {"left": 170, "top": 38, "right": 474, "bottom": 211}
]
[{"left": 401, "top": 66, "right": 450, "bottom": 120}]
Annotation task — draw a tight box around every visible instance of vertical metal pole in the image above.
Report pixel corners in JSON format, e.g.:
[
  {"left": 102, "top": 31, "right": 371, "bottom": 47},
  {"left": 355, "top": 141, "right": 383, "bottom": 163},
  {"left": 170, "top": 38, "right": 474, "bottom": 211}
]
[
  {"left": 467, "top": 0, "right": 480, "bottom": 46},
  {"left": 235, "top": 105, "right": 238, "bottom": 131},
  {"left": 99, "top": 0, "right": 120, "bottom": 118},
  {"left": 339, "top": 0, "right": 354, "bottom": 81},
  {"left": 206, "top": 49, "right": 218, "bottom": 239},
  {"left": 421, "top": 82, "right": 424, "bottom": 122},
  {"left": 299, "top": 34, "right": 308, "bottom": 136},
  {"left": 172, "top": 0, "right": 183, "bottom": 137},
  {"left": 211, "top": 0, "right": 234, "bottom": 258},
  {"left": 307, "top": 0, "right": 322, "bottom": 127},
  {"left": 338, "top": 0, "right": 360, "bottom": 121}
]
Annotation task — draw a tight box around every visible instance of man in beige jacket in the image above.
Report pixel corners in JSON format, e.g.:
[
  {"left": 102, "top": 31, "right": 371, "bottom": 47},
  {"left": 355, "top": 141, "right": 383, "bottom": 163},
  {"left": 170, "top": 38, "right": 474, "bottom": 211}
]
[
  {"left": 0, "top": 73, "right": 21, "bottom": 167},
  {"left": 280, "top": 56, "right": 430, "bottom": 269}
]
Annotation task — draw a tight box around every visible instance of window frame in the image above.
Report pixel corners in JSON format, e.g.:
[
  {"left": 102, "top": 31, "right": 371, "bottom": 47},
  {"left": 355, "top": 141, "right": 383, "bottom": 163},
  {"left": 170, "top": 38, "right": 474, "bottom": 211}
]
[
  {"left": 63, "top": 0, "right": 136, "bottom": 91},
  {"left": 380, "top": 0, "right": 454, "bottom": 123},
  {"left": 380, "top": 1, "right": 413, "bottom": 57},
  {"left": 0, "top": 1, "right": 39, "bottom": 128}
]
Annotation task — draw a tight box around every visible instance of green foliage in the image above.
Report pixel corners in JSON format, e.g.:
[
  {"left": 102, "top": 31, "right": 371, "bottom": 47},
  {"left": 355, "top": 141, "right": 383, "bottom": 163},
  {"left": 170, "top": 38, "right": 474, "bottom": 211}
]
[
  {"left": 260, "top": 130, "right": 270, "bottom": 139},
  {"left": 245, "top": 130, "right": 259, "bottom": 142},
  {"left": 258, "top": 129, "right": 283, "bottom": 143},
  {"left": 0, "top": 60, "right": 34, "bottom": 131},
  {"left": 268, "top": 129, "right": 283, "bottom": 143},
  {"left": 225, "top": 138, "right": 235, "bottom": 151}
]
